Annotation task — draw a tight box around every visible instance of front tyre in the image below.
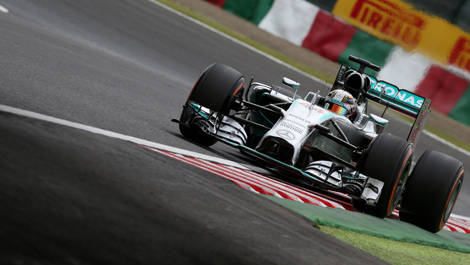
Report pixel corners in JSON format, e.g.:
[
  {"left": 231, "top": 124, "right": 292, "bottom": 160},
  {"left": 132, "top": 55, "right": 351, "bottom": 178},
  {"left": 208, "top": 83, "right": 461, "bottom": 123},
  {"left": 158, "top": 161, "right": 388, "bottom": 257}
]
[
  {"left": 400, "top": 151, "right": 464, "bottom": 233},
  {"left": 186, "top": 63, "right": 245, "bottom": 114},
  {"left": 179, "top": 63, "right": 245, "bottom": 146},
  {"left": 358, "top": 133, "right": 413, "bottom": 218}
]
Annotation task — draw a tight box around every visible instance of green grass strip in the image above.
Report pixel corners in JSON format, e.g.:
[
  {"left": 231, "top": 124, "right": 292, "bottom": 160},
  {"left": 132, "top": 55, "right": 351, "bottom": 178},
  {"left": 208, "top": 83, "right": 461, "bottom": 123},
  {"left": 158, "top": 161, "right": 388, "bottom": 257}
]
[
  {"left": 265, "top": 196, "right": 470, "bottom": 253},
  {"left": 321, "top": 226, "right": 470, "bottom": 265},
  {"left": 425, "top": 125, "right": 470, "bottom": 151}
]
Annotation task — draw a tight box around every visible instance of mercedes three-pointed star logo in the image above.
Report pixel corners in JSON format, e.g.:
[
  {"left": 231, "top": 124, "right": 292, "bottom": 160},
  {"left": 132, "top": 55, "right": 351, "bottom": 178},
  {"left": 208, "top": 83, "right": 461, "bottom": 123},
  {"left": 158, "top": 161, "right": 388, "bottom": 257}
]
[{"left": 276, "top": 129, "right": 296, "bottom": 141}]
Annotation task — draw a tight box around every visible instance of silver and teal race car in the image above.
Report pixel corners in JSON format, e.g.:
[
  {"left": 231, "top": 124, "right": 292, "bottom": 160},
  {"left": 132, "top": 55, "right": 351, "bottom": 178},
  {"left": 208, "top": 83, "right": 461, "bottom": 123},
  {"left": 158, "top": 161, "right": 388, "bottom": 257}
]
[{"left": 174, "top": 55, "right": 464, "bottom": 233}]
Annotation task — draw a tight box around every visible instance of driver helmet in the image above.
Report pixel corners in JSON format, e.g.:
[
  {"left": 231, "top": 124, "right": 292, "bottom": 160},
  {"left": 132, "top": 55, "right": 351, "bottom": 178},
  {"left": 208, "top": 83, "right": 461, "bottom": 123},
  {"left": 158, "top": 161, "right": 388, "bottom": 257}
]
[{"left": 325, "top": 89, "right": 357, "bottom": 119}]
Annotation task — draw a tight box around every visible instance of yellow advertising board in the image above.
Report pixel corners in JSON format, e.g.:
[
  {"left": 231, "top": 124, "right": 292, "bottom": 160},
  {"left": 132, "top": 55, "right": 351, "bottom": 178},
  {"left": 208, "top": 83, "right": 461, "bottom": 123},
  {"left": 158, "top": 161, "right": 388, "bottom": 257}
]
[
  {"left": 449, "top": 36, "right": 470, "bottom": 72},
  {"left": 333, "top": 0, "right": 470, "bottom": 72}
]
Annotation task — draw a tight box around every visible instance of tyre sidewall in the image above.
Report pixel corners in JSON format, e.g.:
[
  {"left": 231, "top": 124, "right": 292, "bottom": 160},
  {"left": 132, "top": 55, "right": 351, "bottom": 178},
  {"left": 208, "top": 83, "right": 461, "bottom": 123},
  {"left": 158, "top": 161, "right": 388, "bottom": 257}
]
[
  {"left": 360, "top": 133, "right": 413, "bottom": 218},
  {"left": 400, "top": 151, "right": 464, "bottom": 232}
]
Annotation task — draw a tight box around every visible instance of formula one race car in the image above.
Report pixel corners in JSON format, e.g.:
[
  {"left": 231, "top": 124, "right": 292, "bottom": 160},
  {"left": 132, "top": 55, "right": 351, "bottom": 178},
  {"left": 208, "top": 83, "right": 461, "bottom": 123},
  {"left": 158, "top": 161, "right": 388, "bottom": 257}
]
[{"left": 174, "top": 55, "right": 464, "bottom": 233}]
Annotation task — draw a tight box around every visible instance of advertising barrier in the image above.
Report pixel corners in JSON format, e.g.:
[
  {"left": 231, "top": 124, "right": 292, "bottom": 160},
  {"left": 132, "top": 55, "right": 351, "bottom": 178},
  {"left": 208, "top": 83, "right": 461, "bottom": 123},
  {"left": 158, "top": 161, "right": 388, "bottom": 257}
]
[{"left": 333, "top": 0, "right": 470, "bottom": 71}]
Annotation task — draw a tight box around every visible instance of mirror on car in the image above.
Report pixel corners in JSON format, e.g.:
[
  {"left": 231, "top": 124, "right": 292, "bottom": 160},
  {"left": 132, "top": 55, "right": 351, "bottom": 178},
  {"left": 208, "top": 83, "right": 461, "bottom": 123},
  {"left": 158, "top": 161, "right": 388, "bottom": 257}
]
[
  {"left": 282, "top": 77, "right": 300, "bottom": 89},
  {"left": 305, "top": 92, "right": 315, "bottom": 102},
  {"left": 304, "top": 91, "right": 320, "bottom": 104}
]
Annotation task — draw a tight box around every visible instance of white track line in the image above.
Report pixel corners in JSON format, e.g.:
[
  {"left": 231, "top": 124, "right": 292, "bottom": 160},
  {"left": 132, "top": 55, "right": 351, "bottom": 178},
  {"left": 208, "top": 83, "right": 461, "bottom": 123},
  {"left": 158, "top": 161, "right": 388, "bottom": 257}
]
[
  {"left": 0, "top": 104, "right": 248, "bottom": 169},
  {"left": 451, "top": 214, "right": 470, "bottom": 222},
  {"left": 0, "top": 4, "right": 8, "bottom": 13}
]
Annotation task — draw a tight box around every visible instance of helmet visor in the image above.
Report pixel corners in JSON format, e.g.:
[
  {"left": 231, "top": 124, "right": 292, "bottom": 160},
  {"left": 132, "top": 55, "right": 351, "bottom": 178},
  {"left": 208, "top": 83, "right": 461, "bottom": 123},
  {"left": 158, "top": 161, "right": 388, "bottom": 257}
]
[{"left": 329, "top": 104, "right": 347, "bottom": 115}]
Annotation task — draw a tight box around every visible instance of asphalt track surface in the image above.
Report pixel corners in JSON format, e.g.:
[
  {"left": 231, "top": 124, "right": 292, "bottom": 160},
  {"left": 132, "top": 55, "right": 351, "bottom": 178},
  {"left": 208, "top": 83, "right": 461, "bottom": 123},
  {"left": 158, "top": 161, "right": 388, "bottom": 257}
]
[
  {"left": 1, "top": 0, "right": 469, "bottom": 214},
  {"left": 0, "top": 0, "right": 467, "bottom": 263}
]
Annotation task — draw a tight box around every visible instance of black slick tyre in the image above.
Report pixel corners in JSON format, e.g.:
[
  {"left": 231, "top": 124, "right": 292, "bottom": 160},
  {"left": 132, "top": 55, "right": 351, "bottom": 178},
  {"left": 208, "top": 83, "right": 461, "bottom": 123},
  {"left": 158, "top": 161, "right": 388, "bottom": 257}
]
[
  {"left": 186, "top": 63, "right": 245, "bottom": 114},
  {"left": 400, "top": 151, "right": 464, "bottom": 233},
  {"left": 179, "top": 63, "right": 244, "bottom": 146},
  {"left": 359, "top": 133, "right": 413, "bottom": 218}
]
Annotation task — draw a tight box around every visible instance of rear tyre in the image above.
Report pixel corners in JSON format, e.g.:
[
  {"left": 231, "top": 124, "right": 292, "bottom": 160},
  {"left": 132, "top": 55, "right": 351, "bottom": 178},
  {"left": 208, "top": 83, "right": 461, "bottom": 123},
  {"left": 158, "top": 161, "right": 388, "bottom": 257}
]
[
  {"left": 400, "top": 151, "right": 464, "bottom": 233},
  {"left": 358, "top": 133, "right": 413, "bottom": 218},
  {"left": 179, "top": 64, "right": 245, "bottom": 146}
]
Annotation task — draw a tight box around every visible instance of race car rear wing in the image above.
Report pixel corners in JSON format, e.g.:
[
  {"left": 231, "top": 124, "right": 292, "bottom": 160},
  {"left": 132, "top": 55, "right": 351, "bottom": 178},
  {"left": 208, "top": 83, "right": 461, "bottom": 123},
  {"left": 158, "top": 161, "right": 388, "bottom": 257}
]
[
  {"left": 366, "top": 75, "right": 431, "bottom": 144},
  {"left": 367, "top": 76, "right": 424, "bottom": 116}
]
